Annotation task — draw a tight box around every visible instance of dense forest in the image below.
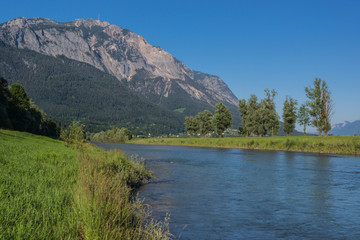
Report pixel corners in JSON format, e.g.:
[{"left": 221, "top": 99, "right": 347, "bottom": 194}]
[
  {"left": 0, "top": 78, "right": 59, "bottom": 138},
  {"left": 0, "top": 42, "right": 184, "bottom": 135}
]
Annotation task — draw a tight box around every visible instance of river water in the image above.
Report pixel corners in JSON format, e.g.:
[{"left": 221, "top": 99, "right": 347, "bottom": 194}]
[{"left": 95, "top": 143, "right": 360, "bottom": 239}]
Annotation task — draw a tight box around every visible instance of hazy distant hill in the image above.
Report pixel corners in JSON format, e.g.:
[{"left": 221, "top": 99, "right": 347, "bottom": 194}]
[
  {"left": 0, "top": 17, "right": 240, "bottom": 133},
  {"left": 329, "top": 120, "right": 360, "bottom": 136}
]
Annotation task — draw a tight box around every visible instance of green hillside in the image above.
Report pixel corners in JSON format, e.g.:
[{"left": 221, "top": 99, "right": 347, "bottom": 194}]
[{"left": 0, "top": 42, "right": 184, "bottom": 134}]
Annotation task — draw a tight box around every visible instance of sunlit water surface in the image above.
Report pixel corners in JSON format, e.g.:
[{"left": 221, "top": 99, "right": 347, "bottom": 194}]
[{"left": 95, "top": 143, "right": 360, "bottom": 239}]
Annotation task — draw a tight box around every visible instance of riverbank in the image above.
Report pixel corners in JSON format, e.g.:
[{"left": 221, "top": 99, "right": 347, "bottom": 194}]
[
  {"left": 0, "top": 129, "right": 171, "bottom": 239},
  {"left": 130, "top": 136, "right": 360, "bottom": 155}
]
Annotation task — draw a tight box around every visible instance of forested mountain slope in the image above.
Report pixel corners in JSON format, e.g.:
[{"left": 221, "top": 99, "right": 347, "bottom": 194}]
[
  {"left": 0, "top": 17, "right": 240, "bottom": 129},
  {"left": 0, "top": 42, "right": 184, "bottom": 134}
]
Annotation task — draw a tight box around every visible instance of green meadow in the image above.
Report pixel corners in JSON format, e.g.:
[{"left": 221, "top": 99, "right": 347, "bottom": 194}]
[
  {"left": 131, "top": 136, "right": 360, "bottom": 155},
  {"left": 0, "top": 129, "right": 170, "bottom": 240}
]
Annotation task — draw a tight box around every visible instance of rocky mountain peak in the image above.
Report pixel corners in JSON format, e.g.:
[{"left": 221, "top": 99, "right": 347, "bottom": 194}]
[
  {"left": 0, "top": 17, "right": 238, "bottom": 107},
  {"left": 72, "top": 18, "right": 110, "bottom": 28}
]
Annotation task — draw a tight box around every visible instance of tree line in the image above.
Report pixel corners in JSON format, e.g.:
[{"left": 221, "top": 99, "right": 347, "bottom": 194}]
[
  {"left": 90, "top": 126, "right": 132, "bottom": 143},
  {"left": 185, "top": 78, "right": 333, "bottom": 137},
  {"left": 0, "top": 77, "right": 60, "bottom": 138},
  {"left": 185, "top": 102, "right": 232, "bottom": 137}
]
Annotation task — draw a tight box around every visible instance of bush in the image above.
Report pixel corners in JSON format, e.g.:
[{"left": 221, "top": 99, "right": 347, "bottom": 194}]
[
  {"left": 91, "top": 126, "right": 132, "bottom": 143},
  {"left": 61, "top": 121, "right": 86, "bottom": 147}
]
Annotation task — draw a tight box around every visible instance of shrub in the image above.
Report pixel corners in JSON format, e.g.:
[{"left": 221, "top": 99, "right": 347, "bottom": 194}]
[{"left": 61, "top": 121, "right": 86, "bottom": 147}]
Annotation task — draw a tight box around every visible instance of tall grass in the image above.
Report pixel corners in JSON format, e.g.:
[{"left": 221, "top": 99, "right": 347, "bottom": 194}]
[
  {"left": 0, "top": 129, "right": 171, "bottom": 239},
  {"left": 75, "top": 150, "right": 170, "bottom": 239},
  {"left": 131, "top": 136, "right": 360, "bottom": 155},
  {"left": 0, "top": 130, "right": 79, "bottom": 239}
]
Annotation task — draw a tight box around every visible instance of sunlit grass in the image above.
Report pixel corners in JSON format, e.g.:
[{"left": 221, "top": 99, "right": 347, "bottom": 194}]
[
  {"left": 130, "top": 136, "right": 360, "bottom": 155},
  {"left": 0, "top": 129, "right": 171, "bottom": 239}
]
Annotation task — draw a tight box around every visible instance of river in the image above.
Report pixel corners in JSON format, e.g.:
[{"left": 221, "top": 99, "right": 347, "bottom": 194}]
[{"left": 95, "top": 142, "right": 360, "bottom": 239}]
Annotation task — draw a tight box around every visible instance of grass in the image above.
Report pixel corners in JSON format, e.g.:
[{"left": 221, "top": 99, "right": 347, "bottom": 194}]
[
  {"left": 0, "top": 129, "right": 171, "bottom": 240},
  {"left": 130, "top": 136, "right": 360, "bottom": 155}
]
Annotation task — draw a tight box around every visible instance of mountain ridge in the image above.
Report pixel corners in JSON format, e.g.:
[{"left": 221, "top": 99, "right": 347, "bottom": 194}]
[
  {"left": 0, "top": 41, "right": 184, "bottom": 134},
  {"left": 329, "top": 120, "right": 360, "bottom": 136},
  {"left": 0, "top": 17, "right": 242, "bottom": 133},
  {"left": 0, "top": 17, "right": 238, "bottom": 108}
]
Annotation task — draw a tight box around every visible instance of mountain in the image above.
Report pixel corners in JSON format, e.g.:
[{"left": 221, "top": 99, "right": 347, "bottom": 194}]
[
  {"left": 329, "top": 120, "right": 360, "bottom": 136},
  {"left": 0, "top": 42, "right": 185, "bottom": 134},
  {"left": 0, "top": 17, "right": 240, "bottom": 132}
]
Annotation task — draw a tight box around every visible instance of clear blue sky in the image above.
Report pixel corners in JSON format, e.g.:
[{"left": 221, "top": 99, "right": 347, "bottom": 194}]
[{"left": 1, "top": 0, "right": 360, "bottom": 127}]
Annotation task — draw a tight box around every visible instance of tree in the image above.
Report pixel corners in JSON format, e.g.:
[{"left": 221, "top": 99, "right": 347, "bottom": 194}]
[
  {"left": 185, "top": 116, "right": 199, "bottom": 136},
  {"left": 305, "top": 78, "right": 323, "bottom": 136},
  {"left": 263, "top": 89, "right": 280, "bottom": 136},
  {"left": 244, "top": 95, "right": 266, "bottom": 137},
  {"left": 91, "top": 126, "right": 132, "bottom": 142},
  {"left": 282, "top": 96, "right": 297, "bottom": 136},
  {"left": 0, "top": 80, "right": 59, "bottom": 137},
  {"left": 297, "top": 104, "right": 311, "bottom": 136},
  {"left": 305, "top": 78, "right": 334, "bottom": 136},
  {"left": 9, "top": 83, "right": 31, "bottom": 110},
  {"left": 321, "top": 81, "right": 334, "bottom": 136},
  {"left": 213, "top": 102, "right": 232, "bottom": 137},
  {"left": 238, "top": 99, "right": 249, "bottom": 137},
  {"left": 0, "top": 77, "right": 12, "bottom": 129},
  {"left": 245, "top": 95, "right": 259, "bottom": 136},
  {"left": 196, "top": 110, "right": 214, "bottom": 136},
  {"left": 61, "top": 121, "right": 86, "bottom": 147}
]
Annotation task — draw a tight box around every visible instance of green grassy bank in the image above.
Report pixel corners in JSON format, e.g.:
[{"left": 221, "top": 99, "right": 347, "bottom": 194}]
[
  {"left": 0, "top": 129, "right": 170, "bottom": 240},
  {"left": 131, "top": 136, "right": 360, "bottom": 155}
]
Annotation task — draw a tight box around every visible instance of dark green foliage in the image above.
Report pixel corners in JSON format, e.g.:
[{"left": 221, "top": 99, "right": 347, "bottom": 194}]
[
  {"left": 240, "top": 93, "right": 305, "bottom": 137},
  {"left": 244, "top": 95, "right": 266, "bottom": 137},
  {"left": 283, "top": 96, "right": 298, "bottom": 136},
  {"left": 91, "top": 126, "right": 133, "bottom": 143},
  {"left": 238, "top": 99, "right": 248, "bottom": 136},
  {"left": 0, "top": 78, "right": 60, "bottom": 138},
  {"left": 185, "top": 116, "right": 199, "bottom": 136},
  {"left": 305, "top": 78, "right": 333, "bottom": 136},
  {"left": 0, "top": 43, "right": 184, "bottom": 135},
  {"left": 61, "top": 121, "right": 86, "bottom": 146},
  {"left": 263, "top": 89, "right": 280, "bottom": 136},
  {"left": 305, "top": 78, "right": 322, "bottom": 135},
  {"left": 0, "top": 77, "right": 12, "bottom": 129},
  {"left": 9, "top": 83, "right": 30, "bottom": 110},
  {"left": 196, "top": 110, "right": 214, "bottom": 136},
  {"left": 320, "top": 80, "right": 333, "bottom": 136},
  {"left": 213, "top": 102, "right": 232, "bottom": 137},
  {"left": 239, "top": 90, "right": 280, "bottom": 137},
  {"left": 298, "top": 104, "right": 311, "bottom": 135}
]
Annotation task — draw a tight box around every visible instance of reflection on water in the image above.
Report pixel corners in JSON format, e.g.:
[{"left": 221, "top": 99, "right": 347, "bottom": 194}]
[{"left": 95, "top": 142, "right": 360, "bottom": 239}]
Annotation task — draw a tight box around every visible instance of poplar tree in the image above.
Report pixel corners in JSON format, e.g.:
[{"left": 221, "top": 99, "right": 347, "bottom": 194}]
[
  {"left": 244, "top": 95, "right": 258, "bottom": 136},
  {"left": 321, "top": 81, "right": 333, "bottom": 136},
  {"left": 245, "top": 95, "right": 266, "bottom": 137},
  {"left": 282, "top": 96, "right": 297, "bottom": 136},
  {"left": 213, "top": 102, "right": 232, "bottom": 137},
  {"left": 263, "top": 89, "right": 280, "bottom": 136},
  {"left": 238, "top": 99, "right": 249, "bottom": 137},
  {"left": 305, "top": 78, "right": 322, "bottom": 135},
  {"left": 297, "top": 104, "right": 311, "bottom": 136},
  {"left": 305, "top": 78, "right": 333, "bottom": 136}
]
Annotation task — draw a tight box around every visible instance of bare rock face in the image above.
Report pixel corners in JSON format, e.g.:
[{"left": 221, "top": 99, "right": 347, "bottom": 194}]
[{"left": 0, "top": 17, "right": 238, "bottom": 107}]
